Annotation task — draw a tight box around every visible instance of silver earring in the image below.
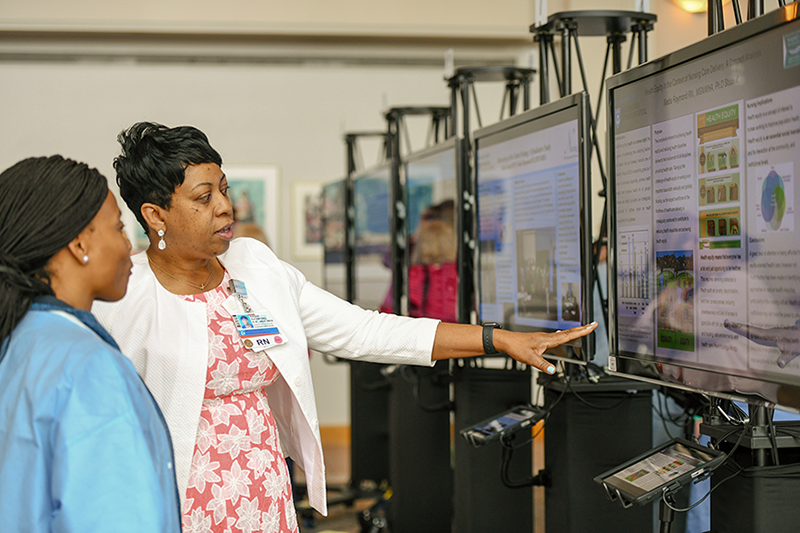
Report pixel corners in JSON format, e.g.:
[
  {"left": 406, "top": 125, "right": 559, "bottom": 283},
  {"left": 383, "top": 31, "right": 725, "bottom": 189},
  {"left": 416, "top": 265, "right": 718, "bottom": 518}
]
[
  {"left": 82, "top": 255, "right": 89, "bottom": 264},
  {"left": 157, "top": 229, "right": 166, "bottom": 250}
]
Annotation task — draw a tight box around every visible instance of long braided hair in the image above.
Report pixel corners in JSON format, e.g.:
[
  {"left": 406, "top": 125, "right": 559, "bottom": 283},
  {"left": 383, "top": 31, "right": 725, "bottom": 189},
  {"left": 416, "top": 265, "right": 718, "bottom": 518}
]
[{"left": 0, "top": 155, "right": 107, "bottom": 343}]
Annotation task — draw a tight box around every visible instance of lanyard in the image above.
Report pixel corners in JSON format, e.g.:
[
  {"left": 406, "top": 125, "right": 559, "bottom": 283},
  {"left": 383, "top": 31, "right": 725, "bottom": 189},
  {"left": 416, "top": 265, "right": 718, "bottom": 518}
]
[{"left": 228, "top": 279, "right": 253, "bottom": 314}]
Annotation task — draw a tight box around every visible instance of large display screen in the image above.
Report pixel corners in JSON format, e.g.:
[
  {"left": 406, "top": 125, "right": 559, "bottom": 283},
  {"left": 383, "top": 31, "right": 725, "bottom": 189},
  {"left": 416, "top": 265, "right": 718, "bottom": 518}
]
[
  {"left": 353, "top": 164, "right": 392, "bottom": 311},
  {"left": 608, "top": 8, "right": 800, "bottom": 410},
  {"left": 404, "top": 139, "right": 460, "bottom": 322},
  {"left": 321, "top": 179, "right": 348, "bottom": 301},
  {"left": 475, "top": 93, "right": 594, "bottom": 362}
]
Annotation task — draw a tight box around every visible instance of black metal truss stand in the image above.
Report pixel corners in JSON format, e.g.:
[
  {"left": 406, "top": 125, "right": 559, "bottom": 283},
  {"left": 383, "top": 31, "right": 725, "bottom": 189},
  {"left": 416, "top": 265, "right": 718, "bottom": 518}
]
[
  {"left": 339, "top": 132, "right": 396, "bottom": 522},
  {"left": 447, "top": 66, "right": 536, "bottom": 136},
  {"left": 345, "top": 131, "right": 390, "bottom": 175},
  {"left": 383, "top": 106, "right": 451, "bottom": 315},
  {"left": 532, "top": 11, "right": 656, "bottom": 103},
  {"left": 707, "top": 0, "right": 774, "bottom": 36},
  {"left": 446, "top": 66, "right": 535, "bottom": 323},
  {"left": 531, "top": 11, "right": 656, "bottom": 332}
]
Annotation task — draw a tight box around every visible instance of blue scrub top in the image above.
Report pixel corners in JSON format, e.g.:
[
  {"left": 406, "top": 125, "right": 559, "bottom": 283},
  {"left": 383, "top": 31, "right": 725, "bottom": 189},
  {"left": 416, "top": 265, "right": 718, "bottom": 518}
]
[{"left": 0, "top": 303, "right": 181, "bottom": 532}]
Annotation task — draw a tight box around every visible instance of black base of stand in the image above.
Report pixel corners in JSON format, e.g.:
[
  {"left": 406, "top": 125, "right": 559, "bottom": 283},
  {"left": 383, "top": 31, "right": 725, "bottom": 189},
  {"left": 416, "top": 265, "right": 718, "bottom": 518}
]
[
  {"left": 544, "top": 377, "right": 655, "bottom": 533},
  {"left": 387, "top": 363, "right": 452, "bottom": 533},
  {"left": 710, "top": 447, "right": 800, "bottom": 533},
  {"left": 453, "top": 363, "right": 533, "bottom": 533}
]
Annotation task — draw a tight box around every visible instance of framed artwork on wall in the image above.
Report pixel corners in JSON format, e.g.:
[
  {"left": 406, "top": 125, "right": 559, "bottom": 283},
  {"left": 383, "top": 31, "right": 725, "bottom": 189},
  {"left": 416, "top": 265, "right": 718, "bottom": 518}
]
[{"left": 223, "top": 165, "right": 280, "bottom": 250}]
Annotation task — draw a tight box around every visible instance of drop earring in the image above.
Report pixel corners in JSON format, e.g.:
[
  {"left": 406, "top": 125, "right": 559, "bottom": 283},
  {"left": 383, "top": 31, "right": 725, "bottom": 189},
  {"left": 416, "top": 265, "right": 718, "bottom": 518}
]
[{"left": 158, "top": 229, "right": 166, "bottom": 250}]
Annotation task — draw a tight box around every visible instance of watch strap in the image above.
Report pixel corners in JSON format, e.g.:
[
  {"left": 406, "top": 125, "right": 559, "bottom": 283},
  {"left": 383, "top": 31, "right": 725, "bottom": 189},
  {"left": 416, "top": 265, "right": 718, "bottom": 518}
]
[{"left": 482, "top": 323, "right": 500, "bottom": 355}]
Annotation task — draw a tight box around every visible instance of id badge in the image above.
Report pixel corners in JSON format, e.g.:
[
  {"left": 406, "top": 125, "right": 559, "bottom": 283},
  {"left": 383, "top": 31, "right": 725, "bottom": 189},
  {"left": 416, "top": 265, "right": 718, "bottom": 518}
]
[{"left": 233, "top": 312, "right": 286, "bottom": 351}]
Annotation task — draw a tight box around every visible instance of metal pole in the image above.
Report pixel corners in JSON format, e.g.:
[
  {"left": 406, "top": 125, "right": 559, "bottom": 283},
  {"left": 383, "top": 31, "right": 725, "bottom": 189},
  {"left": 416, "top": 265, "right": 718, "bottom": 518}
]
[
  {"left": 747, "top": 0, "right": 764, "bottom": 20},
  {"left": 508, "top": 80, "right": 519, "bottom": 117},
  {"left": 637, "top": 25, "right": 648, "bottom": 65},
  {"left": 732, "top": 0, "right": 743, "bottom": 24},
  {"left": 536, "top": 32, "right": 551, "bottom": 105},
  {"left": 461, "top": 80, "right": 471, "bottom": 141},
  {"left": 561, "top": 23, "right": 573, "bottom": 95},
  {"left": 750, "top": 405, "right": 768, "bottom": 467},
  {"left": 344, "top": 134, "right": 358, "bottom": 304},
  {"left": 460, "top": 81, "right": 473, "bottom": 324},
  {"left": 708, "top": 0, "right": 717, "bottom": 35},
  {"left": 609, "top": 34, "right": 625, "bottom": 75},
  {"left": 385, "top": 114, "right": 404, "bottom": 315},
  {"left": 523, "top": 76, "right": 531, "bottom": 111},
  {"left": 450, "top": 80, "right": 459, "bottom": 140}
]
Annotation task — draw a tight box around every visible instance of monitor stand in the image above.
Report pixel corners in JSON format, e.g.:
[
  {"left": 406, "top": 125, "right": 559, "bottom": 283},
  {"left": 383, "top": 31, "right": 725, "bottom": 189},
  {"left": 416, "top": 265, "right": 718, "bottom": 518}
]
[
  {"left": 658, "top": 495, "right": 678, "bottom": 533},
  {"left": 541, "top": 371, "right": 657, "bottom": 533},
  {"left": 701, "top": 403, "right": 800, "bottom": 533}
]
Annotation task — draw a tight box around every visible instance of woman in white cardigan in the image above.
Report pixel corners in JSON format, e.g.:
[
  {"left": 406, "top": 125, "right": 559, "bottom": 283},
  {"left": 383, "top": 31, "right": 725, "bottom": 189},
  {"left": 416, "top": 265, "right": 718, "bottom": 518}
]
[{"left": 93, "top": 122, "right": 596, "bottom": 533}]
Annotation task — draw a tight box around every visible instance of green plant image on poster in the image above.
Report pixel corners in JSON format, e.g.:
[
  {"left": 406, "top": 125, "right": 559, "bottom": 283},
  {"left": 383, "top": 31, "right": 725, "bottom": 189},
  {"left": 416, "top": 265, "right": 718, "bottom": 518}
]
[{"left": 656, "top": 251, "right": 695, "bottom": 352}]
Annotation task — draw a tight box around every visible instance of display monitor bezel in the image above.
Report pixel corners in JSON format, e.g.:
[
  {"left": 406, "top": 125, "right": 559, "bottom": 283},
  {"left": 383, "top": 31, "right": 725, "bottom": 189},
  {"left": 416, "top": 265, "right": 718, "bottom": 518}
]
[
  {"left": 606, "top": 8, "right": 800, "bottom": 412},
  {"left": 473, "top": 92, "right": 595, "bottom": 364}
]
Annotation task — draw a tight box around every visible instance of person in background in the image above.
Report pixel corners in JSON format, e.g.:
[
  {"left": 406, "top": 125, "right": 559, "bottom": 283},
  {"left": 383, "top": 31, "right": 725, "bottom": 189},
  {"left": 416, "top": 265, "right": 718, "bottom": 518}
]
[
  {"left": 94, "top": 122, "right": 597, "bottom": 533},
  {"left": 407, "top": 200, "right": 458, "bottom": 322},
  {"left": 0, "top": 156, "right": 181, "bottom": 533},
  {"left": 233, "top": 216, "right": 269, "bottom": 245},
  {"left": 234, "top": 222, "right": 269, "bottom": 244}
]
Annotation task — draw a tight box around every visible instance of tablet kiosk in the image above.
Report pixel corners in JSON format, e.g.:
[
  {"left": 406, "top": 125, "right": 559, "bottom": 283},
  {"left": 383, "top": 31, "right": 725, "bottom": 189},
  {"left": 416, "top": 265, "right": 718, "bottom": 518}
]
[
  {"left": 594, "top": 438, "right": 726, "bottom": 508},
  {"left": 460, "top": 405, "right": 546, "bottom": 447}
]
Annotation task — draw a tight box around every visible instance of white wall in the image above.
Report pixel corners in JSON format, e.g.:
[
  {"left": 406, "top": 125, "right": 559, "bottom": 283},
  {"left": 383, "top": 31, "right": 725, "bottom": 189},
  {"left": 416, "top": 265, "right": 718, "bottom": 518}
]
[{"left": 0, "top": 0, "right": 729, "bottom": 426}]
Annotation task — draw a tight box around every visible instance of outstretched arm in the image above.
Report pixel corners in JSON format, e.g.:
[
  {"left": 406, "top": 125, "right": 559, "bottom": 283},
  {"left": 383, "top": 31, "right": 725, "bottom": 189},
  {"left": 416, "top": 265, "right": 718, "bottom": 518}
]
[{"left": 431, "top": 322, "right": 598, "bottom": 374}]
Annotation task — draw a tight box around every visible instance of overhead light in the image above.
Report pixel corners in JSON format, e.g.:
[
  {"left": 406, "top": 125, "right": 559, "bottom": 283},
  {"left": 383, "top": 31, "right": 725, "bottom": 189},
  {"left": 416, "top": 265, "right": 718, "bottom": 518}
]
[
  {"left": 673, "top": 0, "right": 708, "bottom": 13},
  {"left": 671, "top": 0, "right": 731, "bottom": 13}
]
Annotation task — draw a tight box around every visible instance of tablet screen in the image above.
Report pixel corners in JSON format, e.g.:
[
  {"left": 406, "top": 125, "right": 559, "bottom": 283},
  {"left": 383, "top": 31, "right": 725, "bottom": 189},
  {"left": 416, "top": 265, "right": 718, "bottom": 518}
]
[{"left": 602, "top": 441, "right": 715, "bottom": 499}]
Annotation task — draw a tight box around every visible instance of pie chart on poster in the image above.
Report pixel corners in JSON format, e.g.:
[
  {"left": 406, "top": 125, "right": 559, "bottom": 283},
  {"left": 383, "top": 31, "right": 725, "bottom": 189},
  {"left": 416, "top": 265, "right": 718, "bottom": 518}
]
[{"left": 761, "top": 169, "right": 786, "bottom": 231}]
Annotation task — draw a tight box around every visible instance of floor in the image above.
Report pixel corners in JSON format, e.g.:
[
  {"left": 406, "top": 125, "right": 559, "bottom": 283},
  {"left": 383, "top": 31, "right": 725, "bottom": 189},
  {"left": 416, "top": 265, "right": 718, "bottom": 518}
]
[
  {"left": 296, "top": 421, "right": 547, "bottom": 533},
  {"left": 296, "top": 493, "right": 380, "bottom": 533}
]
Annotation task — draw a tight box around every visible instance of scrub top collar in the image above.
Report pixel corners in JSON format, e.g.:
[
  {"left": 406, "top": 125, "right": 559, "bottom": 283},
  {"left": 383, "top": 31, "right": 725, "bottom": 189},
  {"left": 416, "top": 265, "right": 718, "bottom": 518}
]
[{"left": 30, "top": 295, "right": 121, "bottom": 351}]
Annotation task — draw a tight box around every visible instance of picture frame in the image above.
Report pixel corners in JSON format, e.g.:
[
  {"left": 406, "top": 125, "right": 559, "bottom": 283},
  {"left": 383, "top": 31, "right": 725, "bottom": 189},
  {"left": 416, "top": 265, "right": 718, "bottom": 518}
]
[
  {"left": 223, "top": 165, "right": 280, "bottom": 250},
  {"left": 291, "top": 180, "right": 324, "bottom": 260}
]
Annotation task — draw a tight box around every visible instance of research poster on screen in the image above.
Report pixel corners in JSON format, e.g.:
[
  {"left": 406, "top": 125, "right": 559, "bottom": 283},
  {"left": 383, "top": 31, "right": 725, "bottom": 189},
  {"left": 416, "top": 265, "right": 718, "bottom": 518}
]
[
  {"left": 477, "top": 119, "right": 582, "bottom": 330},
  {"left": 613, "top": 30, "right": 800, "bottom": 380}
]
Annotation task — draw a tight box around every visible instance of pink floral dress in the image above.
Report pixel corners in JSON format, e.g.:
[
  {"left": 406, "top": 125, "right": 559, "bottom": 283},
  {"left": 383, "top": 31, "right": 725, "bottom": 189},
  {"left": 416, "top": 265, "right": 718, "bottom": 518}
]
[{"left": 180, "top": 272, "right": 298, "bottom": 533}]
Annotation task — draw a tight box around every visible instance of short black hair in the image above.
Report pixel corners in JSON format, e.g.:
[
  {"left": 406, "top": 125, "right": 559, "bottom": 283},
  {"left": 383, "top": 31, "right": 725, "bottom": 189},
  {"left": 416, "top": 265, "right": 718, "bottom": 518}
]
[{"left": 114, "top": 122, "right": 223, "bottom": 234}]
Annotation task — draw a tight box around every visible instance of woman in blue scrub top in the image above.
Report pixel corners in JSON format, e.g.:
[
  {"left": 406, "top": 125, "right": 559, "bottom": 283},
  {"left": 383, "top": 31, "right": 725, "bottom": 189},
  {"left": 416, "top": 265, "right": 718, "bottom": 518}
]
[{"left": 0, "top": 156, "right": 181, "bottom": 533}]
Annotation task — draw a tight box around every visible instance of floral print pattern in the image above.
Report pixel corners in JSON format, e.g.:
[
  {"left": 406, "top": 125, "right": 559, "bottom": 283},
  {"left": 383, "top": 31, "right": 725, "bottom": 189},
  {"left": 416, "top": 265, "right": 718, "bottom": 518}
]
[{"left": 182, "top": 273, "right": 297, "bottom": 533}]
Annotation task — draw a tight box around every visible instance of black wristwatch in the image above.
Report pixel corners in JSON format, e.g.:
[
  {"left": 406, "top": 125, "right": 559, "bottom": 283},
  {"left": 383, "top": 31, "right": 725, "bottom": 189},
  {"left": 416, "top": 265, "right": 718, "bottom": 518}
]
[{"left": 482, "top": 322, "right": 502, "bottom": 355}]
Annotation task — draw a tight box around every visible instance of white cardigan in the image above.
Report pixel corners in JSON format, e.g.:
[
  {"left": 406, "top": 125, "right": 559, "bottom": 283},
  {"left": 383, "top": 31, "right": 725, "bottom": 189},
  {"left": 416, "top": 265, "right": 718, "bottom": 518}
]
[{"left": 93, "top": 238, "right": 439, "bottom": 514}]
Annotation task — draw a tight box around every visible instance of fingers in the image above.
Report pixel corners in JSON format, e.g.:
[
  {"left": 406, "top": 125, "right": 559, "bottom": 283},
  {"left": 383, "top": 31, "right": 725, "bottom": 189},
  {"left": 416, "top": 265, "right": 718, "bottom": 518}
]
[
  {"left": 537, "top": 358, "right": 557, "bottom": 375},
  {"left": 535, "top": 323, "right": 598, "bottom": 374},
  {"left": 547, "top": 321, "right": 597, "bottom": 347},
  {"left": 509, "top": 322, "right": 598, "bottom": 375}
]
